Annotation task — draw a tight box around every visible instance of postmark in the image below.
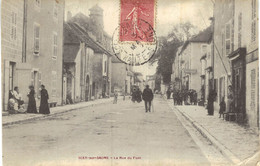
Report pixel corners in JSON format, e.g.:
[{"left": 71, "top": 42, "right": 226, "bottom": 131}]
[{"left": 112, "top": 0, "right": 157, "bottom": 66}]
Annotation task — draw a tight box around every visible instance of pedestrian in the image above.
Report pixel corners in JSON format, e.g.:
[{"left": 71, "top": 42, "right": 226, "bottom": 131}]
[
  {"left": 166, "top": 88, "right": 171, "bottom": 99},
  {"left": 13, "top": 87, "right": 24, "bottom": 109},
  {"left": 219, "top": 97, "right": 226, "bottom": 119},
  {"left": 27, "top": 85, "right": 38, "bottom": 113},
  {"left": 207, "top": 89, "right": 217, "bottom": 115},
  {"left": 39, "top": 85, "right": 50, "bottom": 114},
  {"left": 142, "top": 85, "right": 154, "bottom": 113},
  {"left": 113, "top": 90, "right": 118, "bottom": 104}
]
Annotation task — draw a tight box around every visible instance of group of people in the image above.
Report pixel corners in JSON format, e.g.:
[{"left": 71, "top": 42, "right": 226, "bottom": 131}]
[
  {"left": 8, "top": 84, "right": 50, "bottom": 115},
  {"left": 130, "top": 85, "right": 154, "bottom": 112},
  {"left": 172, "top": 89, "right": 198, "bottom": 106}
]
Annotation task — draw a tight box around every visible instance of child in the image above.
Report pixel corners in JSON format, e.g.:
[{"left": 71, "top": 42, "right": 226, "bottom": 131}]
[
  {"left": 113, "top": 90, "right": 118, "bottom": 104},
  {"left": 219, "top": 97, "right": 226, "bottom": 118}
]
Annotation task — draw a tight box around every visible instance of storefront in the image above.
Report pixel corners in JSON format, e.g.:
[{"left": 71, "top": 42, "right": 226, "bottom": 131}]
[{"left": 228, "top": 48, "right": 246, "bottom": 123}]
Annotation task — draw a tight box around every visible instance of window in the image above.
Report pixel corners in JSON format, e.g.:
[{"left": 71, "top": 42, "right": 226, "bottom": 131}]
[
  {"left": 250, "top": 69, "right": 256, "bottom": 111},
  {"left": 53, "top": 1, "right": 58, "bottom": 19},
  {"left": 34, "top": 23, "right": 40, "bottom": 54},
  {"left": 201, "top": 45, "right": 207, "bottom": 55},
  {"left": 238, "top": 12, "right": 242, "bottom": 47},
  {"left": 251, "top": 20, "right": 257, "bottom": 42},
  {"left": 51, "top": 71, "right": 57, "bottom": 96},
  {"left": 10, "top": 11, "right": 17, "bottom": 40},
  {"left": 53, "top": 32, "right": 58, "bottom": 59},
  {"left": 251, "top": 0, "right": 257, "bottom": 42},
  {"left": 104, "top": 61, "right": 107, "bottom": 73},
  {"left": 225, "top": 22, "right": 231, "bottom": 55},
  {"left": 35, "top": 0, "right": 41, "bottom": 9}
]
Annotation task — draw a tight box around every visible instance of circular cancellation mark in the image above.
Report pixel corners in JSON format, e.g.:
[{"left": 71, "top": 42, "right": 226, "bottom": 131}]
[{"left": 112, "top": 19, "right": 157, "bottom": 66}]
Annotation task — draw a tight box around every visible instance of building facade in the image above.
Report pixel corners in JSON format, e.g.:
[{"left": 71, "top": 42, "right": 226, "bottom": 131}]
[
  {"left": 231, "top": 0, "right": 259, "bottom": 129},
  {"left": 68, "top": 5, "right": 113, "bottom": 99},
  {"left": 2, "top": 0, "right": 65, "bottom": 110},
  {"left": 212, "top": 0, "right": 234, "bottom": 113},
  {"left": 178, "top": 27, "right": 212, "bottom": 99},
  {"left": 1, "top": 0, "right": 24, "bottom": 110}
]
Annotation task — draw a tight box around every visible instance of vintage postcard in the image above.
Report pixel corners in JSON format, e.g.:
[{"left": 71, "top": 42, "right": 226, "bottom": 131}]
[{"left": 1, "top": 0, "right": 259, "bottom": 165}]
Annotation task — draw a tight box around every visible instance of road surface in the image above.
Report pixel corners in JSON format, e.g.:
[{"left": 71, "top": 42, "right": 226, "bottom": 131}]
[{"left": 3, "top": 96, "right": 229, "bottom": 166}]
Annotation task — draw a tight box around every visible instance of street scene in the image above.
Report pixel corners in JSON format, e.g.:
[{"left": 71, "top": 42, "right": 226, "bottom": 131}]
[{"left": 1, "top": 0, "right": 259, "bottom": 165}]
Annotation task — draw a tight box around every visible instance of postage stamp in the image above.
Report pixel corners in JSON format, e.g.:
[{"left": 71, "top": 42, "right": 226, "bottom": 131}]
[{"left": 112, "top": 0, "right": 157, "bottom": 66}]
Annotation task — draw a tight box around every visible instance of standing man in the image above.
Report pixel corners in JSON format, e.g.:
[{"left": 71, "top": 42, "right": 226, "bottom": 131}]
[
  {"left": 113, "top": 90, "right": 118, "bottom": 104},
  {"left": 142, "top": 85, "right": 154, "bottom": 112}
]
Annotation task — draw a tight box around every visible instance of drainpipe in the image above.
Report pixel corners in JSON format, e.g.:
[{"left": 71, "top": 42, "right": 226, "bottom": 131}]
[
  {"left": 61, "top": 2, "right": 65, "bottom": 105},
  {"left": 22, "top": 0, "right": 28, "bottom": 62},
  {"left": 211, "top": 17, "right": 215, "bottom": 91}
]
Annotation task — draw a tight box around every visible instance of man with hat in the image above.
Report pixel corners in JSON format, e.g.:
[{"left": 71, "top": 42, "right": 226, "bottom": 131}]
[{"left": 142, "top": 85, "right": 154, "bottom": 112}]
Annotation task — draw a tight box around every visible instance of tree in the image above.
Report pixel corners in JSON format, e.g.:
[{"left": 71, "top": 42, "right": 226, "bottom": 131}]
[{"left": 151, "top": 22, "right": 198, "bottom": 84}]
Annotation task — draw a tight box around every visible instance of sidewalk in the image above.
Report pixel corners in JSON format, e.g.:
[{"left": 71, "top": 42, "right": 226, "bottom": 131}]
[
  {"left": 166, "top": 100, "right": 259, "bottom": 165},
  {"left": 2, "top": 96, "right": 127, "bottom": 126}
]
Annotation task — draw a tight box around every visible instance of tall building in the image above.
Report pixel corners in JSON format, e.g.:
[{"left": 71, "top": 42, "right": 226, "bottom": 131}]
[
  {"left": 230, "top": 0, "right": 258, "bottom": 129},
  {"left": 2, "top": 0, "right": 65, "bottom": 110},
  {"left": 212, "top": 0, "right": 234, "bottom": 112},
  {"left": 67, "top": 5, "right": 113, "bottom": 99},
  {"left": 1, "top": 0, "right": 24, "bottom": 110}
]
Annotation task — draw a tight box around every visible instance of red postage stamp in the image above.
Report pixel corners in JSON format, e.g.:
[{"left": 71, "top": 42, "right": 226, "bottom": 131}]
[{"left": 119, "top": 0, "right": 155, "bottom": 42}]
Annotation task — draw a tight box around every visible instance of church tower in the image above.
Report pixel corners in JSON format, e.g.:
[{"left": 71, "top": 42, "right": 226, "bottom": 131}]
[{"left": 89, "top": 4, "right": 104, "bottom": 30}]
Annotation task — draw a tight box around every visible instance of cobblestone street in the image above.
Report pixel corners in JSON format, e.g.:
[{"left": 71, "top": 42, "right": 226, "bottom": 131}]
[{"left": 3, "top": 96, "right": 231, "bottom": 166}]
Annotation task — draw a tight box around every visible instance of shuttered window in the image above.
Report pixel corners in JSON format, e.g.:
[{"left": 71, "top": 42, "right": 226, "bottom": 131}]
[
  {"left": 225, "top": 22, "right": 231, "bottom": 55},
  {"left": 51, "top": 71, "right": 57, "bottom": 96},
  {"left": 34, "top": 23, "right": 40, "bottom": 54},
  {"left": 251, "top": 0, "right": 257, "bottom": 42},
  {"left": 238, "top": 12, "right": 242, "bottom": 48},
  {"left": 250, "top": 69, "right": 256, "bottom": 111},
  {"left": 53, "top": 32, "right": 58, "bottom": 59},
  {"left": 10, "top": 11, "right": 17, "bottom": 40}
]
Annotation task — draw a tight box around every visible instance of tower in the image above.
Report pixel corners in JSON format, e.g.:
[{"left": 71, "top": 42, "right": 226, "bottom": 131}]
[{"left": 89, "top": 4, "right": 104, "bottom": 30}]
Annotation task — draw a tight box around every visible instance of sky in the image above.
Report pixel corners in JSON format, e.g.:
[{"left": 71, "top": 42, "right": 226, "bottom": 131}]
[{"left": 65, "top": 0, "right": 214, "bottom": 78}]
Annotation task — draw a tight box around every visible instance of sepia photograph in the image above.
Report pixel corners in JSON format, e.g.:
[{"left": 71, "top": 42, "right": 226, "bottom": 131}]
[{"left": 1, "top": 0, "right": 259, "bottom": 165}]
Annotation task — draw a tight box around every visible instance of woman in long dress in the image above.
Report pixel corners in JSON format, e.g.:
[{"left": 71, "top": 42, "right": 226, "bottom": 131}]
[
  {"left": 27, "top": 85, "right": 37, "bottom": 113},
  {"left": 39, "top": 85, "right": 50, "bottom": 114}
]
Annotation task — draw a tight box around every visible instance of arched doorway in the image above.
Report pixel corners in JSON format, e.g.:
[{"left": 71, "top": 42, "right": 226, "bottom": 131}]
[{"left": 85, "top": 75, "right": 90, "bottom": 101}]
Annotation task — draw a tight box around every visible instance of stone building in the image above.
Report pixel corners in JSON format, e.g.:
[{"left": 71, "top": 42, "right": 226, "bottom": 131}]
[
  {"left": 1, "top": 0, "right": 24, "bottom": 110},
  {"left": 178, "top": 26, "right": 212, "bottom": 98},
  {"left": 212, "top": 0, "right": 234, "bottom": 112},
  {"left": 66, "top": 5, "right": 113, "bottom": 99},
  {"left": 2, "top": 0, "right": 65, "bottom": 110},
  {"left": 111, "top": 56, "right": 134, "bottom": 95},
  {"left": 230, "top": 0, "right": 258, "bottom": 129}
]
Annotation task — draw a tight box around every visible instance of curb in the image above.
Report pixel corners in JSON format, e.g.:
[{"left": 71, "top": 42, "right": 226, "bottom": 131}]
[
  {"left": 165, "top": 99, "right": 241, "bottom": 165},
  {"left": 2, "top": 99, "right": 114, "bottom": 126}
]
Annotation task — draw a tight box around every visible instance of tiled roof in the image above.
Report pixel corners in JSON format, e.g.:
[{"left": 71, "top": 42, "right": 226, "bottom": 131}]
[
  {"left": 63, "top": 45, "right": 80, "bottom": 63},
  {"left": 180, "top": 26, "right": 212, "bottom": 54},
  {"left": 189, "top": 26, "right": 212, "bottom": 43},
  {"left": 69, "top": 12, "right": 114, "bottom": 56}
]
